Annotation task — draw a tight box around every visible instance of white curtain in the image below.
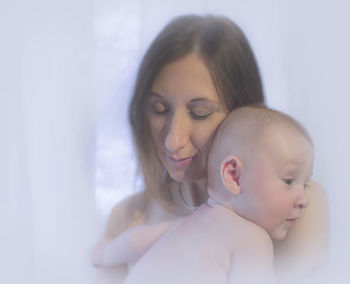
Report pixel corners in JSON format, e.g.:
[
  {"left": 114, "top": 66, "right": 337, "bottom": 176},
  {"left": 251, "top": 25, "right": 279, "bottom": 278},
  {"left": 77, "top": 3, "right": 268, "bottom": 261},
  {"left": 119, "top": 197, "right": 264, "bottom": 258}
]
[
  {"left": 2, "top": 0, "right": 350, "bottom": 283},
  {"left": 1, "top": 0, "right": 97, "bottom": 283}
]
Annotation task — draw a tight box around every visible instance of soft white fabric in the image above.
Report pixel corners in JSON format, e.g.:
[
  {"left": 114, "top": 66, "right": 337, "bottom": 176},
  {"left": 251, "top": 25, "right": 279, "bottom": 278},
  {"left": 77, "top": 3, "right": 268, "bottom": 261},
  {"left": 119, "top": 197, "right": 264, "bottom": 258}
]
[{"left": 1, "top": 0, "right": 97, "bottom": 283}]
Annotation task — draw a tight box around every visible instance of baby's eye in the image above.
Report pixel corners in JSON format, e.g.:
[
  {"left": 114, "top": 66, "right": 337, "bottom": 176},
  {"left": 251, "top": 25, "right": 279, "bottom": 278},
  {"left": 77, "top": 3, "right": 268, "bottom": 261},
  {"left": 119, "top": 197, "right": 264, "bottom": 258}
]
[{"left": 283, "top": 178, "right": 293, "bottom": 186}]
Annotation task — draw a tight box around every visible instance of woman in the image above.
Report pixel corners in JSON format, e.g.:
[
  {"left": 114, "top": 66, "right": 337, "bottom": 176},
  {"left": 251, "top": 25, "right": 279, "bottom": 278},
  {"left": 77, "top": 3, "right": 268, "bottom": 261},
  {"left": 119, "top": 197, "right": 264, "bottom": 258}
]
[{"left": 95, "top": 14, "right": 329, "bottom": 283}]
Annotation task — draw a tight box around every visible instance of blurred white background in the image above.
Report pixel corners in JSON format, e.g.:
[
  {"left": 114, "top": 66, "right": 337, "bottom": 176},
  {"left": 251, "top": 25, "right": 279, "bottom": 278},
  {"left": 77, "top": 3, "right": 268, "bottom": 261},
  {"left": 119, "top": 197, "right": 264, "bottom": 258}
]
[{"left": 1, "top": 0, "right": 350, "bottom": 283}]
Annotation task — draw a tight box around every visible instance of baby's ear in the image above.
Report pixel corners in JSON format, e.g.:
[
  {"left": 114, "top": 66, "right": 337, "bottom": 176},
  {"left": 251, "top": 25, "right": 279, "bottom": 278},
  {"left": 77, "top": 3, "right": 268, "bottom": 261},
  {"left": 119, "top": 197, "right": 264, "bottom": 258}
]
[{"left": 220, "top": 156, "right": 242, "bottom": 195}]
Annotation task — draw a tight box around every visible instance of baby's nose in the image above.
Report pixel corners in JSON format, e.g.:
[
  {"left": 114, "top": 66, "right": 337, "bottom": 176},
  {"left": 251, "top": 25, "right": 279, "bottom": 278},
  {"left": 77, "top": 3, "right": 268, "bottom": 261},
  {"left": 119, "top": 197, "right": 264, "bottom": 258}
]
[{"left": 295, "top": 190, "right": 310, "bottom": 210}]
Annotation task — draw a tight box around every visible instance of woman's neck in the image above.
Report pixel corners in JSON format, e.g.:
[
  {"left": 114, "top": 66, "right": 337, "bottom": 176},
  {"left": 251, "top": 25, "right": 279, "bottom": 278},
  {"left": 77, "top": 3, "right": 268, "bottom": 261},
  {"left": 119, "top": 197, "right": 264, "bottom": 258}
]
[
  {"left": 182, "top": 179, "right": 208, "bottom": 205},
  {"left": 171, "top": 178, "right": 208, "bottom": 213}
]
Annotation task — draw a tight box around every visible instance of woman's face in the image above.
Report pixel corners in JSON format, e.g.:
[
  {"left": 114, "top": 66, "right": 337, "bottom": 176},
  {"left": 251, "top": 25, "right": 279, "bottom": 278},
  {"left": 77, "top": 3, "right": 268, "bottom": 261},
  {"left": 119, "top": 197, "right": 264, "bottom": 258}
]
[{"left": 147, "top": 53, "right": 228, "bottom": 183}]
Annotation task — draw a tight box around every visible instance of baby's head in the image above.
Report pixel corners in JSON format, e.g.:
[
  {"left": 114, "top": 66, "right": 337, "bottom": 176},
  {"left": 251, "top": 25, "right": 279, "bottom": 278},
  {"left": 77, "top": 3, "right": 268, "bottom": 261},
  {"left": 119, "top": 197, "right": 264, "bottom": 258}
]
[{"left": 207, "top": 106, "right": 313, "bottom": 240}]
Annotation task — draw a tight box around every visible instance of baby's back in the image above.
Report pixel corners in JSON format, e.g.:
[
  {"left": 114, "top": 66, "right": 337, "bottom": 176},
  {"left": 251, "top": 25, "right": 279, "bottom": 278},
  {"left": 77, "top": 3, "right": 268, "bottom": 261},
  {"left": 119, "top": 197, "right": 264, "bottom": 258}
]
[{"left": 124, "top": 203, "right": 241, "bottom": 284}]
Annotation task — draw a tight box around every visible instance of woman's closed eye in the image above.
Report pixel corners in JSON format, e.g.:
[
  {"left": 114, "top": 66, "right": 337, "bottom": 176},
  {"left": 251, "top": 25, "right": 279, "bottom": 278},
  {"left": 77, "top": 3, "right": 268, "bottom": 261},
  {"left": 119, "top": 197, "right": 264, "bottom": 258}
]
[
  {"left": 190, "top": 110, "right": 213, "bottom": 120},
  {"left": 151, "top": 101, "right": 169, "bottom": 114},
  {"left": 189, "top": 106, "right": 215, "bottom": 120}
]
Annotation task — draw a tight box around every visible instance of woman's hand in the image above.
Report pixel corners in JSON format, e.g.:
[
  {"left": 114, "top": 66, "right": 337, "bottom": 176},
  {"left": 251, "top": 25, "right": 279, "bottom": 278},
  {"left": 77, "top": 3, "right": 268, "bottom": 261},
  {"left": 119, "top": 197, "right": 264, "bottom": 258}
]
[{"left": 91, "top": 238, "right": 113, "bottom": 268}]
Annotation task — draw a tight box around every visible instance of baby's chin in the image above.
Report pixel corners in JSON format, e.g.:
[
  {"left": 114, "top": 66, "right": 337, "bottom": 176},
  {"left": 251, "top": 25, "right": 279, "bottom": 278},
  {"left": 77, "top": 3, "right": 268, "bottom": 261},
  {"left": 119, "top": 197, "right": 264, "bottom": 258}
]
[
  {"left": 271, "top": 234, "right": 287, "bottom": 241},
  {"left": 269, "top": 227, "right": 289, "bottom": 241}
]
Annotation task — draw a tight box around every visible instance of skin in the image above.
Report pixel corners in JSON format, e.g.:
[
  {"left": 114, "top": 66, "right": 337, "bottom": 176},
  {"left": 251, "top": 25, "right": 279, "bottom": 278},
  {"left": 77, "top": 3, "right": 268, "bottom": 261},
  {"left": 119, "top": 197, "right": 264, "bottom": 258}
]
[
  {"left": 92, "top": 121, "right": 313, "bottom": 284},
  {"left": 121, "top": 204, "right": 275, "bottom": 284},
  {"left": 219, "top": 125, "right": 313, "bottom": 241},
  {"left": 95, "top": 53, "right": 329, "bottom": 283},
  {"left": 148, "top": 53, "right": 228, "bottom": 184}
]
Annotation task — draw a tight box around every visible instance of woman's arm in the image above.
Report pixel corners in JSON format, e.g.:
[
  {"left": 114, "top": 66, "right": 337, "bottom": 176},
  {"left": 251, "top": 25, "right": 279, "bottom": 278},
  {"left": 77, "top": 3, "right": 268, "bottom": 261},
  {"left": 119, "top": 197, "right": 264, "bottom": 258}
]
[
  {"left": 91, "top": 191, "right": 147, "bottom": 270},
  {"left": 104, "top": 191, "right": 148, "bottom": 239},
  {"left": 92, "top": 190, "right": 178, "bottom": 267},
  {"left": 274, "top": 180, "right": 329, "bottom": 282},
  {"left": 91, "top": 221, "right": 173, "bottom": 268}
]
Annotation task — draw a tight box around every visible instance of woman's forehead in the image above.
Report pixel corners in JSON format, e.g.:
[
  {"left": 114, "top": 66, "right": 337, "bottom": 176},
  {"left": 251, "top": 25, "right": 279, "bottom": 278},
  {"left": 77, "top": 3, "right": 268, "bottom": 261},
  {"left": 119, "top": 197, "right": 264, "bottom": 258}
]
[{"left": 151, "top": 54, "right": 220, "bottom": 101}]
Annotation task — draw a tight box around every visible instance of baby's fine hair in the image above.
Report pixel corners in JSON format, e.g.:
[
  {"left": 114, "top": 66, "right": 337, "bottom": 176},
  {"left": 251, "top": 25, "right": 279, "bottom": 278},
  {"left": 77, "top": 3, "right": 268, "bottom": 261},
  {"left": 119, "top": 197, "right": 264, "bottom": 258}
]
[
  {"left": 219, "top": 105, "right": 311, "bottom": 145},
  {"left": 207, "top": 106, "right": 312, "bottom": 186}
]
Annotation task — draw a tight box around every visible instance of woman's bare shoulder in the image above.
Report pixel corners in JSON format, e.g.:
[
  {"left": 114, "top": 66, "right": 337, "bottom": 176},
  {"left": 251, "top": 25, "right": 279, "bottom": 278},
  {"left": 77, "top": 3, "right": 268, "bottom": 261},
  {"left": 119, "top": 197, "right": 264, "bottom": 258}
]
[
  {"left": 104, "top": 191, "right": 148, "bottom": 238},
  {"left": 274, "top": 180, "right": 329, "bottom": 282},
  {"left": 278, "top": 180, "right": 328, "bottom": 245},
  {"left": 308, "top": 180, "right": 329, "bottom": 210},
  {"left": 291, "top": 180, "right": 329, "bottom": 244}
]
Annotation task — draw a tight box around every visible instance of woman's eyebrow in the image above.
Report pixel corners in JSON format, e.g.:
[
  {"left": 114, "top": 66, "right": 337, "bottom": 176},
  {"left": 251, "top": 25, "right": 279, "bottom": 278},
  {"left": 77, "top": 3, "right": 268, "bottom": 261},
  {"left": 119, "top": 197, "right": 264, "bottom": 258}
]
[
  {"left": 149, "top": 93, "right": 223, "bottom": 109},
  {"left": 190, "top": 97, "right": 215, "bottom": 103},
  {"left": 189, "top": 98, "right": 223, "bottom": 107},
  {"left": 149, "top": 92, "right": 163, "bottom": 98},
  {"left": 188, "top": 98, "right": 224, "bottom": 111}
]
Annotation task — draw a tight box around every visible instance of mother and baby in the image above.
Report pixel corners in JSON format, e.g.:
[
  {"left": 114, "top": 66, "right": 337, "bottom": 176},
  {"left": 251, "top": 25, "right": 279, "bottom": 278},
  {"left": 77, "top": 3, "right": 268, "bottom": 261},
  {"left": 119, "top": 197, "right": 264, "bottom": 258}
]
[{"left": 91, "top": 15, "right": 329, "bottom": 283}]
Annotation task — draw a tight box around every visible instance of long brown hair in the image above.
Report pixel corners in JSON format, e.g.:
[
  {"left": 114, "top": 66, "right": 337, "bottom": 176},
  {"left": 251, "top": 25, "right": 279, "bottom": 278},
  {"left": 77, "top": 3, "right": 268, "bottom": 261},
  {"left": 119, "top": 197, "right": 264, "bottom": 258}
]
[{"left": 129, "top": 15, "right": 265, "bottom": 202}]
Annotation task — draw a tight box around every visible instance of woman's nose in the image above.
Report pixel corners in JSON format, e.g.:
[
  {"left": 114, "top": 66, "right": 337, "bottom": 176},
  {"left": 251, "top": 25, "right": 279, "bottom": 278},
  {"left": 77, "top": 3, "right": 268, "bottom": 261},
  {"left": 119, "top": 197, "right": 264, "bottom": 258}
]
[
  {"left": 294, "top": 189, "right": 310, "bottom": 210},
  {"left": 164, "top": 112, "right": 191, "bottom": 153}
]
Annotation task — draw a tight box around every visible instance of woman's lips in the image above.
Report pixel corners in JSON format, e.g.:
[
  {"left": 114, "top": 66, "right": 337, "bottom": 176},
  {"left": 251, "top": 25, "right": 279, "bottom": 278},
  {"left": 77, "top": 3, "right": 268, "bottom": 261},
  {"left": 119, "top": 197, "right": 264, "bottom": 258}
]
[{"left": 168, "top": 155, "right": 195, "bottom": 167}]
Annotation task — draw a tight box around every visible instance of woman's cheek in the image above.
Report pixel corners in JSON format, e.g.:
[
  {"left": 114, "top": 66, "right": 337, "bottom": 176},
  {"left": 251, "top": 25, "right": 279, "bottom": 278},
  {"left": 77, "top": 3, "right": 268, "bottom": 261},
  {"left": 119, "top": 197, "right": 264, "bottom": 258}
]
[
  {"left": 196, "top": 124, "right": 219, "bottom": 151},
  {"left": 148, "top": 116, "right": 165, "bottom": 140}
]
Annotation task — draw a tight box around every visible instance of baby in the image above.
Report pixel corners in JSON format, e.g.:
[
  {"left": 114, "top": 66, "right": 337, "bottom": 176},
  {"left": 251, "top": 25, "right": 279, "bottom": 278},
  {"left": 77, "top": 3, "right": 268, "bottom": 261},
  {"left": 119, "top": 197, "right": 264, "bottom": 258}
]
[{"left": 92, "top": 106, "right": 313, "bottom": 283}]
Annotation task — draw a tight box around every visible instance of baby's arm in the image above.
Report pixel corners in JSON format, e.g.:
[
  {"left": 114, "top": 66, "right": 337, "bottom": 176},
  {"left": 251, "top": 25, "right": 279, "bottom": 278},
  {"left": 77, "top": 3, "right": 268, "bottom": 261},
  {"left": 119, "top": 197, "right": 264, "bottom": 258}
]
[
  {"left": 228, "top": 226, "right": 276, "bottom": 284},
  {"left": 91, "top": 221, "right": 173, "bottom": 268}
]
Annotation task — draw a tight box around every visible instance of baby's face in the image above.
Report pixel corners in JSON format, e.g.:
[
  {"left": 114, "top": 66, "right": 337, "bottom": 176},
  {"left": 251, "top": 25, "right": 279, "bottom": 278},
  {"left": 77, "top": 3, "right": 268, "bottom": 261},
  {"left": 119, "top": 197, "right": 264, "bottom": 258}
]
[{"left": 236, "top": 125, "right": 313, "bottom": 240}]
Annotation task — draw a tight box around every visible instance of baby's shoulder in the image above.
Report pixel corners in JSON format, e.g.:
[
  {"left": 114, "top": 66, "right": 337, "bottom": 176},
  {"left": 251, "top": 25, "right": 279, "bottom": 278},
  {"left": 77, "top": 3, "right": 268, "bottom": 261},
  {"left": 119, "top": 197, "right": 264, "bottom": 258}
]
[
  {"left": 219, "top": 213, "right": 272, "bottom": 252},
  {"left": 234, "top": 218, "right": 273, "bottom": 253}
]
